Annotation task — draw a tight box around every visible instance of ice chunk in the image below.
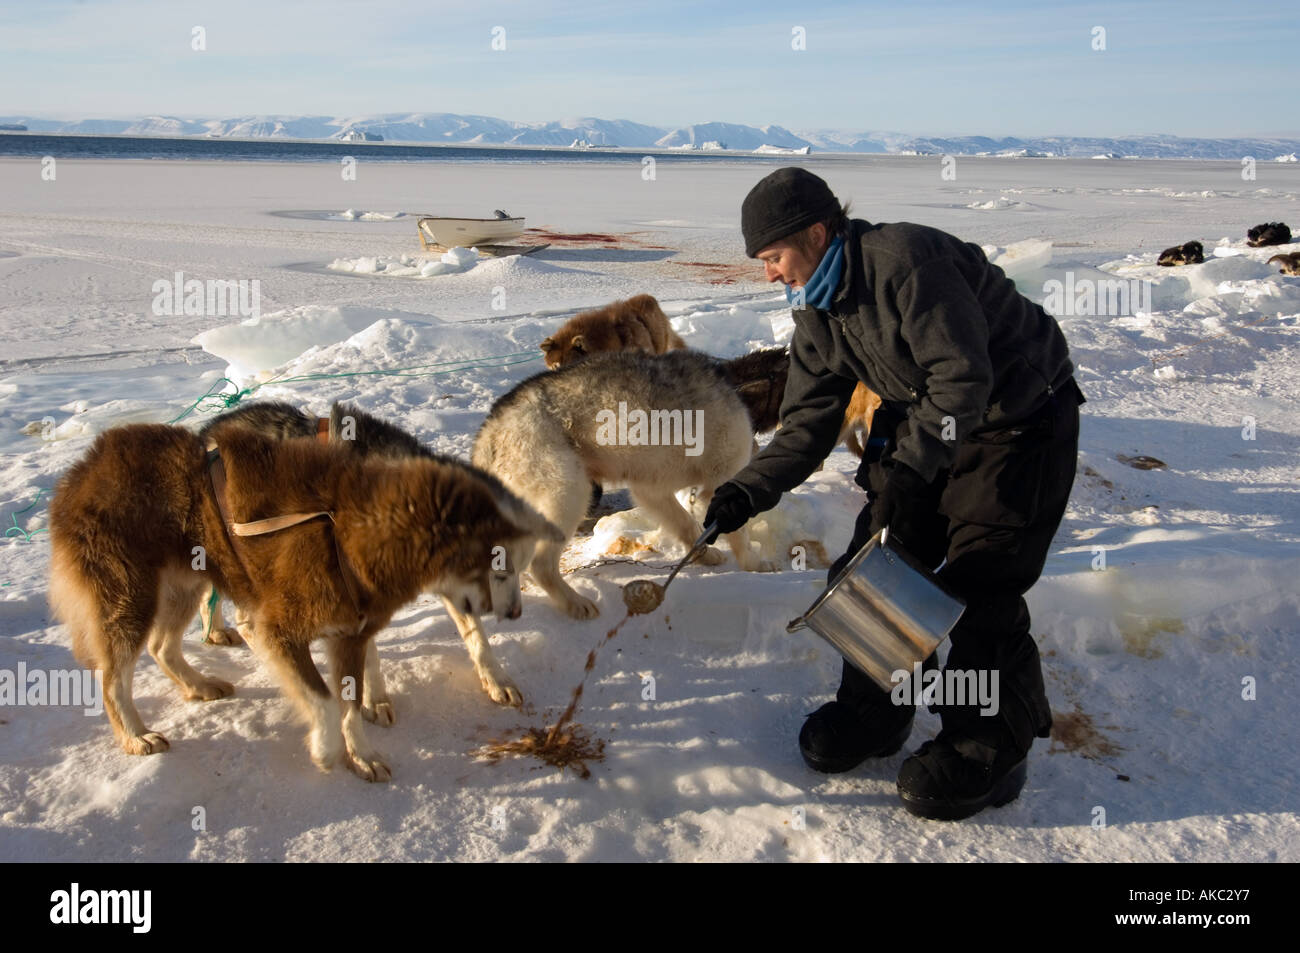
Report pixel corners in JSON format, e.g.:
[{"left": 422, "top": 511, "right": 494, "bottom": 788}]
[
  {"left": 276, "top": 314, "right": 523, "bottom": 381},
  {"left": 440, "top": 246, "right": 480, "bottom": 267},
  {"left": 671, "top": 304, "right": 782, "bottom": 357},
  {"left": 966, "top": 196, "right": 1028, "bottom": 211},
  {"left": 1183, "top": 256, "right": 1274, "bottom": 300},
  {"left": 193, "top": 305, "right": 380, "bottom": 379},
  {"left": 328, "top": 247, "right": 479, "bottom": 278},
  {"left": 987, "top": 240, "right": 1053, "bottom": 280}
]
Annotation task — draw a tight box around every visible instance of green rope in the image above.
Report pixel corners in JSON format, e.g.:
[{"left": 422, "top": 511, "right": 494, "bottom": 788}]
[
  {"left": 166, "top": 377, "right": 256, "bottom": 424},
  {"left": 2, "top": 349, "right": 543, "bottom": 545},
  {"left": 169, "top": 350, "right": 541, "bottom": 424},
  {"left": 4, "top": 488, "right": 50, "bottom": 541},
  {"left": 202, "top": 586, "right": 220, "bottom": 643}
]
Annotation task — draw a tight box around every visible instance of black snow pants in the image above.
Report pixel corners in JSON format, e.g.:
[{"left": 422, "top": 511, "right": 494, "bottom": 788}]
[{"left": 827, "top": 378, "right": 1086, "bottom": 753}]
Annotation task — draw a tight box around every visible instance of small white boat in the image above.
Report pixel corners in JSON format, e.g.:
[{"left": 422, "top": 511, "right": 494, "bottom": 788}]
[{"left": 417, "top": 212, "right": 525, "bottom": 249}]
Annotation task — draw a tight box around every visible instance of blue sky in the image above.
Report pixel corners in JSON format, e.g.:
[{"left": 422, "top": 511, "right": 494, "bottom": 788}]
[{"left": 2, "top": 0, "right": 1297, "bottom": 137}]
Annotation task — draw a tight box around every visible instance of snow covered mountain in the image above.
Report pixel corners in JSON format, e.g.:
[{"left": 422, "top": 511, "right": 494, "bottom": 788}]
[
  {"left": 4, "top": 113, "right": 1299, "bottom": 159},
  {"left": 654, "top": 122, "right": 808, "bottom": 151}
]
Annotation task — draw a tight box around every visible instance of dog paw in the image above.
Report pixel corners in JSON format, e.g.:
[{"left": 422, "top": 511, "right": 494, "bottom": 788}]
[
  {"left": 483, "top": 673, "right": 524, "bottom": 708},
  {"left": 696, "top": 546, "right": 727, "bottom": 566},
  {"left": 205, "top": 626, "right": 244, "bottom": 647},
  {"left": 361, "top": 701, "right": 396, "bottom": 726},
  {"left": 563, "top": 594, "right": 600, "bottom": 620},
  {"left": 186, "top": 678, "right": 235, "bottom": 701},
  {"left": 754, "top": 558, "right": 780, "bottom": 573},
  {"left": 310, "top": 730, "right": 344, "bottom": 772},
  {"left": 347, "top": 752, "right": 392, "bottom": 783},
  {"left": 123, "top": 731, "right": 170, "bottom": 755}
]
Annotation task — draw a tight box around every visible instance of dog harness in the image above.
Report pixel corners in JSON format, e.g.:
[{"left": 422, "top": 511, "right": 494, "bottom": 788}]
[{"left": 205, "top": 425, "right": 366, "bottom": 632}]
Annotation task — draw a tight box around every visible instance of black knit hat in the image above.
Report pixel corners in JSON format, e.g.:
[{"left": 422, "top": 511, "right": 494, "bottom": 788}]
[{"left": 741, "top": 167, "right": 841, "bottom": 258}]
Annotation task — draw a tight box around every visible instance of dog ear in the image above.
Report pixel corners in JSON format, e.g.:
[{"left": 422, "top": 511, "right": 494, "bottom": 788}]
[
  {"left": 628, "top": 293, "right": 662, "bottom": 316},
  {"left": 330, "top": 401, "right": 367, "bottom": 442},
  {"left": 540, "top": 336, "right": 556, "bottom": 353},
  {"left": 570, "top": 334, "right": 585, "bottom": 353}
]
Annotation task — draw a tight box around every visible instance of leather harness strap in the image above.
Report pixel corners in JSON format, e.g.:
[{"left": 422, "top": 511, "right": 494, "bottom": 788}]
[
  {"left": 205, "top": 443, "right": 366, "bottom": 633},
  {"left": 206, "top": 448, "right": 250, "bottom": 581},
  {"left": 316, "top": 417, "right": 330, "bottom": 442},
  {"left": 231, "top": 511, "right": 333, "bottom": 536}
]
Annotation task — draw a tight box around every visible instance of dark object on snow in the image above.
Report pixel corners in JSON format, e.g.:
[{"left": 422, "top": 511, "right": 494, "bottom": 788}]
[
  {"left": 1116, "top": 454, "right": 1166, "bottom": 470},
  {"left": 493, "top": 209, "right": 511, "bottom": 219},
  {"left": 1157, "top": 240, "right": 1204, "bottom": 266},
  {"left": 1246, "top": 222, "right": 1291, "bottom": 247},
  {"left": 1267, "top": 252, "right": 1300, "bottom": 276}
]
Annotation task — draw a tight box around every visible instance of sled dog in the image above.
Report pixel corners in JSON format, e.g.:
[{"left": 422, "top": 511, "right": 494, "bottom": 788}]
[
  {"left": 473, "top": 349, "right": 777, "bottom": 620},
  {"left": 540, "top": 294, "right": 686, "bottom": 368},
  {"left": 48, "top": 416, "right": 560, "bottom": 779}
]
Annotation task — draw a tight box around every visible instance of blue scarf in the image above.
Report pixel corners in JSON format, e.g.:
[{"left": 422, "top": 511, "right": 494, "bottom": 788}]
[{"left": 786, "top": 235, "right": 845, "bottom": 310}]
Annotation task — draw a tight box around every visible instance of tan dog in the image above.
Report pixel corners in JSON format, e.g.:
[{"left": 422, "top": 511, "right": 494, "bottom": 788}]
[
  {"left": 1267, "top": 252, "right": 1300, "bottom": 276},
  {"left": 194, "top": 399, "right": 552, "bottom": 711},
  {"left": 837, "top": 382, "right": 884, "bottom": 457},
  {"left": 48, "top": 422, "right": 559, "bottom": 780},
  {"left": 540, "top": 294, "right": 686, "bottom": 368}
]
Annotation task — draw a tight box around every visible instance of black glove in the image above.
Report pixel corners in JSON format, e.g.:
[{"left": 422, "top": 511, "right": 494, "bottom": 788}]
[
  {"left": 869, "top": 461, "right": 933, "bottom": 551},
  {"left": 703, "top": 482, "right": 754, "bottom": 543}
]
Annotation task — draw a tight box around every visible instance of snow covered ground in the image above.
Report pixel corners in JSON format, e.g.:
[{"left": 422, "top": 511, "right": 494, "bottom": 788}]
[{"left": 1, "top": 156, "right": 1297, "bottom": 861}]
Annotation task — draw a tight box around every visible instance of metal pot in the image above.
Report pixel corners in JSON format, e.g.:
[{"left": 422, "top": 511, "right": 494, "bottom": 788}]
[{"left": 787, "top": 528, "right": 966, "bottom": 692}]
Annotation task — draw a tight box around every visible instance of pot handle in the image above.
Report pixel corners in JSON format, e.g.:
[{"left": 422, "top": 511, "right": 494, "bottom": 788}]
[{"left": 786, "top": 616, "right": 807, "bottom": 633}]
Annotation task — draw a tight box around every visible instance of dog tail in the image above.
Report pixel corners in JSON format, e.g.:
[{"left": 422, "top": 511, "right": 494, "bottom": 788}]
[
  {"left": 47, "top": 490, "right": 142, "bottom": 672},
  {"left": 48, "top": 541, "right": 109, "bottom": 670},
  {"left": 841, "top": 426, "right": 866, "bottom": 459}
]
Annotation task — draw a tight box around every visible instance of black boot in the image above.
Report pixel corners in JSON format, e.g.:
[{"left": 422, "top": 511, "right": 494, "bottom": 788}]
[
  {"left": 799, "top": 701, "right": 914, "bottom": 773},
  {"left": 896, "top": 680, "right": 1045, "bottom": 821},
  {"left": 897, "top": 636, "right": 1052, "bottom": 820},
  {"left": 798, "top": 657, "right": 925, "bottom": 773},
  {"left": 895, "top": 724, "right": 1029, "bottom": 820}
]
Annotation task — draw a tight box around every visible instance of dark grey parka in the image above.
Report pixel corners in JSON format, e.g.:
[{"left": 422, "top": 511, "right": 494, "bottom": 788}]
[{"left": 730, "top": 218, "right": 1076, "bottom": 512}]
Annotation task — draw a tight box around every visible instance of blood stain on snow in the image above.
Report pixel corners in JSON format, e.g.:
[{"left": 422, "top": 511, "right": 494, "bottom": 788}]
[
  {"left": 1050, "top": 709, "right": 1124, "bottom": 760},
  {"left": 524, "top": 228, "right": 670, "bottom": 249},
  {"left": 670, "top": 260, "right": 759, "bottom": 284}
]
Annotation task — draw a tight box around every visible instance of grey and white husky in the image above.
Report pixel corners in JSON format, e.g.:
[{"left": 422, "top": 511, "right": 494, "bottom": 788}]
[{"left": 473, "top": 348, "right": 777, "bottom": 621}]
